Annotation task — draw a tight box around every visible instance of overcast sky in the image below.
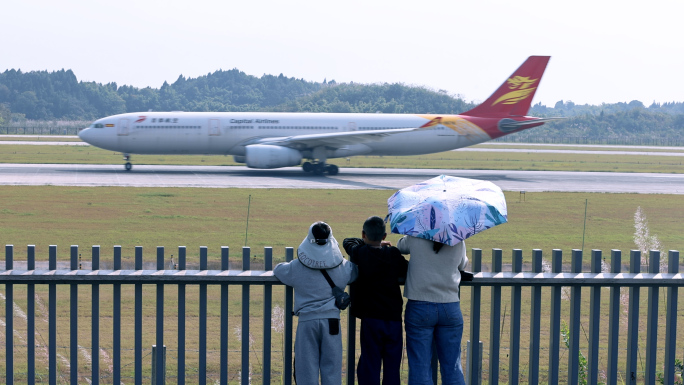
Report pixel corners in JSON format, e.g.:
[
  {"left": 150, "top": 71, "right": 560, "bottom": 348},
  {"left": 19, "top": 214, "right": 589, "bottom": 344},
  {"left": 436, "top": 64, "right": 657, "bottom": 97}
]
[{"left": 2, "top": 0, "right": 681, "bottom": 107}]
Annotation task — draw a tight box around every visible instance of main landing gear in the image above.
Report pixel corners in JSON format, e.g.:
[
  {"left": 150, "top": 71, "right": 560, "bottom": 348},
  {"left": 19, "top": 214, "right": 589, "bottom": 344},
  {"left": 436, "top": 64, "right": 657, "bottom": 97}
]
[
  {"left": 302, "top": 161, "right": 339, "bottom": 176},
  {"left": 123, "top": 154, "right": 132, "bottom": 171}
]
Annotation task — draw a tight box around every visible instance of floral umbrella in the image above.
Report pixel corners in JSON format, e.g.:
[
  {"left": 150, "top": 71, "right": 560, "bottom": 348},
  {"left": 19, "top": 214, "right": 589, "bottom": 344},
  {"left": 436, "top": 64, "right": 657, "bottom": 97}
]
[{"left": 387, "top": 175, "right": 508, "bottom": 246}]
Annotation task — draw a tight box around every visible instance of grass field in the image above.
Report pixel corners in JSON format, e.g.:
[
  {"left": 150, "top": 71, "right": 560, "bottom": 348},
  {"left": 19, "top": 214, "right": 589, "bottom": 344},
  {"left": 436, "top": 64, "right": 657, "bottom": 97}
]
[
  {"left": 0, "top": 186, "right": 682, "bottom": 265},
  {"left": 1, "top": 186, "right": 683, "bottom": 383},
  {"left": 0, "top": 146, "right": 683, "bottom": 383},
  {"left": 0, "top": 142, "right": 683, "bottom": 173}
]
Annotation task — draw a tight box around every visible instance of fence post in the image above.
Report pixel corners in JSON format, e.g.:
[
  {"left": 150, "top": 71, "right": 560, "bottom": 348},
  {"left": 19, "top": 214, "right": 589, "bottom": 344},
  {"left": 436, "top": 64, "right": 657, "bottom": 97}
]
[
  {"left": 178, "top": 246, "right": 186, "bottom": 385},
  {"left": 664, "top": 250, "right": 680, "bottom": 384},
  {"left": 548, "top": 249, "right": 562, "bottom": 384},
  {"left": 588, "top": 250, "right": 601, "bottom": 384},
  {"left": 509, "top": 249, "right": 523, "bottom": 385},
  {"left": 241, "top": 247, "right": 251, "bottom": 385},
  {"left": 347, "top": 301, "right": 357, "bottom": 385},
  {"left": 5, "top": 245, "right": 13, "bottom": 385},
  {"left": 489, "top": 248, "right": 503, "bottom": 385},
  {"left": 92, "top": 245, "right": 100, "bottom": 385},
  {"left": 528, "top": 249, "right": 542, "bottom": 385},
  {"left": 221, "top": 246, "right": 230, "bottom": 385},
  {"left": 263, "top": 247, "right": 272, "bottom": 385},
  {"left": 28, "top": 245, "right": 36, "bottom": 385},
  {"left": 199, "top": 246, "right": 208, "bottom": 385},
  {"left": 468, "top": 248, "right": 482, "bottom": 385},
  {"left": 70, "top": 245, "right": 79, "bottom": 385},
  {"left": 626, "top": 250, "right": 640, "bottom": 385},
  {"left": 568, "top": 249, "right": 582, "bottom": 385},
  {"left": 151, "top": 345, "right": 166, "bottom": 384},
  {"left": 135, "top": 246, "right": 143, "bottom": 385},
  {"left": 645, "top": 250, "right": 660, "bottom": 384},
  {"left": 284, "top": 247, "right": 294, "bottom": 385},
  {"left": 607, "top": 250, "right": 621, "bottom": 385},
  {"left": 113, "top": 246, "right": 121, "bottom": 385},
  {"left": 466, "top": 341, "right": 483, "bottom": 385},
  {"left": 155, "top": 246, "right": 165, "bottom": 385},
  {"left": 49, "top": 245, "right": 57, "bottom": 385}
]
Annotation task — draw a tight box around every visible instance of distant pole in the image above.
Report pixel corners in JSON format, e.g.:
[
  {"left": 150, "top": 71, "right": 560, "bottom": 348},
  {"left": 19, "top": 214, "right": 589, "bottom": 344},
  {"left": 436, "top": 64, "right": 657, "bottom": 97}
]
[
  {"left": 582, "top": 199, "right": 588, "bottom": 252},
  {"left": 245, "top": 195, "right": 252, "bottom": 246}
]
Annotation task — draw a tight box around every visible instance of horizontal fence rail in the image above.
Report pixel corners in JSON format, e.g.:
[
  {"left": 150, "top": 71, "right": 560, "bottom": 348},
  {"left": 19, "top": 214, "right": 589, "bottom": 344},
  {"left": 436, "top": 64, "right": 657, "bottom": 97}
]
[
  {"left": 1, "top": 245, "right": 682, "bottom": 385},
  {"left": 493, "top": 135, "right": 684, "bottom": 146},
  {"left": 3, "top": 270, "right": 684, "bottom": 286},
  {"left": 0, "top": 127, "right": 84, "bottom": 135}
]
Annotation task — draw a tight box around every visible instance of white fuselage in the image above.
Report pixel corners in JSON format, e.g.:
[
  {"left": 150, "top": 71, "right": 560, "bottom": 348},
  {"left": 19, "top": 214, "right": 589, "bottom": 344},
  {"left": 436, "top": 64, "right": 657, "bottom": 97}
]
[{"left": 79, "top": 112, "right": 487, "bottom": 160}]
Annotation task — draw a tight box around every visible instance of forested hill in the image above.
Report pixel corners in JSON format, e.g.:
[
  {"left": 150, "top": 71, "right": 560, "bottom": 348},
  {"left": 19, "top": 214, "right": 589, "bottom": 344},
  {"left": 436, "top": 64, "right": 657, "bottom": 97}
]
[
  {"left": 0, "top": 68, "right": 683, "bottom": 140},
  {"left": 0, "top": 68, "right": 472, "bottom": 121}
]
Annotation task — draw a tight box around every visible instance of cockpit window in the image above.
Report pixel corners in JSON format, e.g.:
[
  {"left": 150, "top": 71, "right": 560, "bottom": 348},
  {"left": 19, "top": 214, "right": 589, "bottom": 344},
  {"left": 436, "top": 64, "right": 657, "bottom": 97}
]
[{"left": 94, "top": 123, "right": 104, "bottom": 128}]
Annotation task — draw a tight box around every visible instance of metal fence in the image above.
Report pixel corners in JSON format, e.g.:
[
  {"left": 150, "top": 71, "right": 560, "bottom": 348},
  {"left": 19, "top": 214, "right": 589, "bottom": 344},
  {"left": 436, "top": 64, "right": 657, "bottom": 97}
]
[
  {"left": 0, "top": 127, "right": 83, "bottom": 135},
  {"left": 1, "top": 245, "right": 682, "bottom": 384},
  {"left": 493, "top": 135, "right": 684, "bottom": 147}
]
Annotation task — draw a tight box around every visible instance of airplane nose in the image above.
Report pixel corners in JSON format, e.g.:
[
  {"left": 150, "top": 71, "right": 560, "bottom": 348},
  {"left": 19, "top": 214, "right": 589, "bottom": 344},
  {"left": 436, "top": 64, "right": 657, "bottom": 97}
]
[
  {"left": 78, "top": 127, "right": 91, "bottom": 142},
  {"left": 78, "top": 127, "right": 95, "bottom": 144}
]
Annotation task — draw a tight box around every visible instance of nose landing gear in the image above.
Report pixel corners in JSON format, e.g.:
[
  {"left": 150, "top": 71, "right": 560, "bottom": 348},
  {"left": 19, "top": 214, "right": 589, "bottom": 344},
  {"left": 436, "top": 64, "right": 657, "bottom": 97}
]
[{"left": 123, "top": 154, "right": 132, "bottom": 171}]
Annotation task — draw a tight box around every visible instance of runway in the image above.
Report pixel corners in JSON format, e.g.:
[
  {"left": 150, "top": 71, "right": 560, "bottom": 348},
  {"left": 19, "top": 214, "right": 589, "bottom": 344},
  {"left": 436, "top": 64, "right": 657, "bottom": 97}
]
[
  {"left": 1, "top": 163, "right": 682, "bottom": 194},
  {"left": 1, "top": 139, "right": 683, "bottom": 157}
]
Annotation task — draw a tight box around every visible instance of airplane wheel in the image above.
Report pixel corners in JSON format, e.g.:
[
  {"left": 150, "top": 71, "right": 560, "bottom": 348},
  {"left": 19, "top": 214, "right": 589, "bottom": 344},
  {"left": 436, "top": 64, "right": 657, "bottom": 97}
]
[
  {"left": 312, "top": 164, "right": 325, "bottom": 175},
  {"left": 302, "top": 162, "right": 313, "bottom": 172},
  {"left": 326, "top": 164, "right": 339, "bottom": 175},
  {"left": 125, "top": 162, "right": 132, "bottom": 171}
]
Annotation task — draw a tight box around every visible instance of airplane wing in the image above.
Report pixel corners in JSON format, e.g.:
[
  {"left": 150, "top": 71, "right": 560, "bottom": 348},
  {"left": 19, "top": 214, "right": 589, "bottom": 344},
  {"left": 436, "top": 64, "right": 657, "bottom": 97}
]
[{"left": 240, "top": 122, "right": 439, "bottom": 150}]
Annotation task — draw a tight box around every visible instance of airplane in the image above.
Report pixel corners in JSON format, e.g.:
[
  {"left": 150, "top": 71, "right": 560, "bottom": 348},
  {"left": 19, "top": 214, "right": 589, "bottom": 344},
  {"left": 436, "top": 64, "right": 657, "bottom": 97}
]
[{"left": 78, "top": 56, "right": 559, "bottom": 175}]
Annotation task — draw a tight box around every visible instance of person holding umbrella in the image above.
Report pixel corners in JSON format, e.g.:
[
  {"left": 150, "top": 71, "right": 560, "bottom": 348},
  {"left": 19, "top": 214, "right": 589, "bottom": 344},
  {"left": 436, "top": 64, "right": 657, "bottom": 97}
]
[
  {"left": 387, "top": 175, "right": 508, "bottom": 384},
  {"left": 396, "top": 236, "right": 468, "bottom": 384}
]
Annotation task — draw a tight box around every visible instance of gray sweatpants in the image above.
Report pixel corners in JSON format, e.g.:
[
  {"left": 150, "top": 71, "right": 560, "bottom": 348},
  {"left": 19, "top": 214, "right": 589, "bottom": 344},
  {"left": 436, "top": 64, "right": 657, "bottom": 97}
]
[{"left": 294, "top": 318, "right": 343, "bottom": 385}]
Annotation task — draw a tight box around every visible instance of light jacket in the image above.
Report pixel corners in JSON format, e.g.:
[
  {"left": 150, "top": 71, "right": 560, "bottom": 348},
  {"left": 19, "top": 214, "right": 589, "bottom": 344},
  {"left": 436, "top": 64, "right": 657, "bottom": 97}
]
[{"left": 397, "top": 236, "right": 468, "bottom": 303}]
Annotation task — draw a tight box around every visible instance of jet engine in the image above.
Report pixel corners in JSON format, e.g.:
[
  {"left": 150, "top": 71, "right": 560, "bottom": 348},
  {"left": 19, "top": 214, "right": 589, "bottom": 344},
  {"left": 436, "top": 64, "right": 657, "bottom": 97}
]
[{"left": 245, "top": 145, "right": 303, "bottom": 169}]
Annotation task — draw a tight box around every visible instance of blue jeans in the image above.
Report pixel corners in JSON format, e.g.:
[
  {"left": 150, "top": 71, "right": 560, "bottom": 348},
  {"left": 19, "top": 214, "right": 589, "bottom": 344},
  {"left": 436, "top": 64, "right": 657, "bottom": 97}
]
[
  {"left": 404, "top": 300, "right": 465, "bottom": 385},
  {"left": 357, "top": 318, "right": 403, "bottom": 385}
]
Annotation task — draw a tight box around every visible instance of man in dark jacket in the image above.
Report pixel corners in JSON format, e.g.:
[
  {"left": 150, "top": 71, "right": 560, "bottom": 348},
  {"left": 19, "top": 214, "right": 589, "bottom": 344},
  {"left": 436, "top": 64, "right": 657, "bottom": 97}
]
[{"left": 343, "top": 216, "right": 409, "bottom": 385}]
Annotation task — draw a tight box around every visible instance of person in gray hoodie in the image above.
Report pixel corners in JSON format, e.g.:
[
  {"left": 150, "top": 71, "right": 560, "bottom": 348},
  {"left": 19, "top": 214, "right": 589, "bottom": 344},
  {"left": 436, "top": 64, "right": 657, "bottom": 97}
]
[{"left": 273, "top": 221, "right": 358, "bottom": 385}]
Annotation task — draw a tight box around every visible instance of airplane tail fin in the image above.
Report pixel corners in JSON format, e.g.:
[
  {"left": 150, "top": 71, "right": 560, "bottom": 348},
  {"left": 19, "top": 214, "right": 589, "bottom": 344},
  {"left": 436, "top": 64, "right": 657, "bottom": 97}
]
[{"left": 461, "top": 56, "right": 550, "bottom": 117}]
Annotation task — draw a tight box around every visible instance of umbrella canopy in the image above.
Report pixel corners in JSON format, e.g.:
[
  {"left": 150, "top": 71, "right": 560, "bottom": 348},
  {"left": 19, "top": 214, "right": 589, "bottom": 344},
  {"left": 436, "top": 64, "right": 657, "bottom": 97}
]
[{"left": 387, "top": 175, "right": 507, "bottom": 246}]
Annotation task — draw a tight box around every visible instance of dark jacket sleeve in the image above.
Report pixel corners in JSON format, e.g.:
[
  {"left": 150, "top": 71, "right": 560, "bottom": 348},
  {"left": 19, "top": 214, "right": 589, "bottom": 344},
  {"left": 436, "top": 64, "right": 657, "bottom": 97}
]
[{"left": 343, "top": 238, "right": 364, "bottom": 259}]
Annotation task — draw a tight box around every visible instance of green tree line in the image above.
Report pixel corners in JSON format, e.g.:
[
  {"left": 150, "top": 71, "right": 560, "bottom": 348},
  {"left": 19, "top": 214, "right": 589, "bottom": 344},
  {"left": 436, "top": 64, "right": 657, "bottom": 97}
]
[
  {"left": 1, "top": 68, "right": 683, "bottom": 140},
  {"left": 527, "top": 100, "right": 684, "bottom": 140}
]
